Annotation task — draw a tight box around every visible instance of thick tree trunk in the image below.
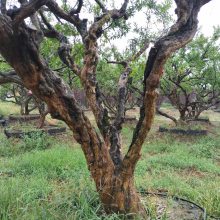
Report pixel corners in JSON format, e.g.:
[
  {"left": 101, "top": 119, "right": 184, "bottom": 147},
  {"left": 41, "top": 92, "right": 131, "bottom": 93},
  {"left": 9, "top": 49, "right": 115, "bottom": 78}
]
[
  {"left": 0, "top": 14, "right": 145, "bottom": 216},
  {"left": 0, "top": 0, "right": 212, "bottom": 217},
  {"left": 96, "top": 172, "right": 145, "bottom": 216}
]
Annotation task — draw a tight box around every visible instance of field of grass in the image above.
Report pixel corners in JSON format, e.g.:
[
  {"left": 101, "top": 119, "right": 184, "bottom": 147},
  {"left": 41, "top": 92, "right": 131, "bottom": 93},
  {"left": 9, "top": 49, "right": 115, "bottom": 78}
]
[
  {"left": 0, "top": 101, "right": 20, "bottom": 116},
  {"left": 0, "top": 102, "right": 220, "bottom": 219}
]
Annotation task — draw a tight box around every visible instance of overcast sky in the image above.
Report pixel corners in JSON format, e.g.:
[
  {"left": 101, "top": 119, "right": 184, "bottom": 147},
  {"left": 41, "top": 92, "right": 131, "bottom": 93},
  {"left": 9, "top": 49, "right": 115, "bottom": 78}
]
[
  {"left": 7, "top": 0, "right": 220, "bottom": 36},
  {"left": 198, "top": 0, "right": 220, "bottom": 35},
  {"left": 114, "top": 0, "right": 220, "bottom": 50},
  {"left": 7, "top": 0, "right": 219, "bottom": 49}
]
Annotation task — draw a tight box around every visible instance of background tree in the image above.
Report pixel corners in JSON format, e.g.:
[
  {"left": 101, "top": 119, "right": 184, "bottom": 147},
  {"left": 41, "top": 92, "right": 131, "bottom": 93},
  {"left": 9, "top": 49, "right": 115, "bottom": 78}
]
[
  {"left": 159, "top": 28, "right": 220, "bottom": 124},
  {"left": 96, "top": 41, "right": 149, "bottom": 118},
  {"left": 0, "top": 71, "right": 46, "bottom": 116},
  {"left": 0, "top": 0, "right": 212, "bottom": 217}
]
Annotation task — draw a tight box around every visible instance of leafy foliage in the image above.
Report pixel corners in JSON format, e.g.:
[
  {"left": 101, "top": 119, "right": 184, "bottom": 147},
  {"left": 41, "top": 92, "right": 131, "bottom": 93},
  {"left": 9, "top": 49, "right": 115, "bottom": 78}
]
[{"left": 161, "top": 27, "right": 220, "bottom": 120}]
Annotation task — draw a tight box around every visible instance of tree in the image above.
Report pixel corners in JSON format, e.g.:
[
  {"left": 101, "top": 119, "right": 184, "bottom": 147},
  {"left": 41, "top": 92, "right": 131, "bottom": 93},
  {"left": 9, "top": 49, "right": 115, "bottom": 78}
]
[
  {"left": 159, "top": 28, "right": 220, "bottom": 124},
  {"left": 96, "top": 41, "right": 149, "bottom": 118},
  {"left": 0, "top": 69, "right": 47, "bottom": 117},
  {"left": 0, "top": 0, "right": 213, "bottom": 217}
]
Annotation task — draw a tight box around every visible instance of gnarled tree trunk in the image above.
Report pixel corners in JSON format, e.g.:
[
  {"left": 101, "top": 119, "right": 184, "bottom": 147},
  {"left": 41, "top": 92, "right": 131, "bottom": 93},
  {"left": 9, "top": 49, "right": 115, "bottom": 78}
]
[{"left": 0, "top": 0, "right": 212, "bottom": 217}]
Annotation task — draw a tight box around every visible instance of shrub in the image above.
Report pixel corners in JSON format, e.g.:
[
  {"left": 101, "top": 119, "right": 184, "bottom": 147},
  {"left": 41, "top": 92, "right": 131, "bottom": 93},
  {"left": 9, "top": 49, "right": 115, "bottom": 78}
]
[{"left": 22, "top": 132, "right": 51, "bottom": 151}]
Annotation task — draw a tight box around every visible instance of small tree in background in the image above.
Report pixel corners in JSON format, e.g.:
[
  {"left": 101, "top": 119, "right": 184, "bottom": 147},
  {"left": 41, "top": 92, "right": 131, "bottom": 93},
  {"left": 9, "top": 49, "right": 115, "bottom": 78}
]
[
  {"left": 96, "top": 41, "right": 149, "bottom": 118},
  {"left": 159, "top": 28, "right": 220, "bottom": 124}
]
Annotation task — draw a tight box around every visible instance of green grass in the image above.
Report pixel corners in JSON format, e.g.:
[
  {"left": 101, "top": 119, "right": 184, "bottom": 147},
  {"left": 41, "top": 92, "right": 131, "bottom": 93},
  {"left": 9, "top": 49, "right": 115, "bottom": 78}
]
[
  {"left": 0, "top": 132, "right": 53, "bottom": 157},
  {"left": 0, "top": 101, "right": 20, "bottom": 116},
  {"left": 0, "top": 121, "right": 220, "bottom": 219},
  {"left": 134, "top": 134, "right": 220, "bottom": 218}
]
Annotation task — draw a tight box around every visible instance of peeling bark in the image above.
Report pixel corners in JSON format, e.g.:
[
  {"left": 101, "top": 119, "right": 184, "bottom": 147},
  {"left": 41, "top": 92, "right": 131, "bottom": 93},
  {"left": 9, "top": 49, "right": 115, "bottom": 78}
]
[
  {"left": 107, "top": 41, "right": 150, "bottom": 167},
  {"left": 109, "top": 66, "right": 132, "bottom": 166},
  {"left": 0, "top": 0, "right": 213, "bottom": 217},
  {"left": 123, "top": 0, "right": 212, "bottom": 174},
  {"left": 0, "top": 15, "right": 114, "bottom": 193}
]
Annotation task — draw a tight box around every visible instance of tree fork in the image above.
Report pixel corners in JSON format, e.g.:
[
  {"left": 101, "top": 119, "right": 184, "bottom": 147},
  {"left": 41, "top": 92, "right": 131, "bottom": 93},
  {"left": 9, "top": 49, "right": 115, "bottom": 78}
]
[
  {"left": 0, "top": 0, "right": 213, "bottom": 217},
  {"left": 0, "top": 12, "right": 114, "bottom": 191}
]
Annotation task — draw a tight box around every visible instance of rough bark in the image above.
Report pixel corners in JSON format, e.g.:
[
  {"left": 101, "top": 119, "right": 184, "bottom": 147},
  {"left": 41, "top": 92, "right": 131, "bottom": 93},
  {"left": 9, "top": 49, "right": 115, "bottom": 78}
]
[
  {"left": 0, "top": 14, "right": 143, "bottom": 216},
  {"left": 122, "top": 0, "right": 212, "bottom": 176},
  {"left": 107, "top": 41, "right": 150, "bottom": 167},
  {"left": 109, "top": 65, "right": 132, "bottom": 166},
  {"left": 0, "top": 70, "right": 23, "bottom": 85},
  {"left": 0, "top": 0, "right": 213, "bottom": 217},
  {"left": 12, "top": 0, "right": 48, "bottom": 27}
]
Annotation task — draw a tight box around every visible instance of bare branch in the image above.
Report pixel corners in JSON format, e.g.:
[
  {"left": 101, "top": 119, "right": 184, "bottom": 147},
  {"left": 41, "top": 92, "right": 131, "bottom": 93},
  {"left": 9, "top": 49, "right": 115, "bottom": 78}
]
[
  {"left": 45, "top": 0, "right": 87, "bottom": 38},
  {"left": 168, "top": 76, "right": 188, "bottom": 98},
  {"left": 39, "top": 11, "right": 80, "bottom": 75},
  {"left": 70, "top": 0, "right": 83, "bottom": 15},
  {"left": 109, "top": 65, "right": 132, "bottom": 166},
  {"left": 119, "top": 0, "right": 129, "bottom": 14},
  {"left": 156, "top": 108, "right": 178, "bottom": 125},
  {"left": 127, "top": 40, "right": 150, "bottom": 62},
  {"left": 94, "top": 0, "right": 107, "bottom": 12},
  {"left": 199, "top": 0, "right": 212, "bottom": 6},
  {"left": 0, "top": 0, "right": 7, "bottom": 14},
  {"left": 128, "top": 84, "right": 143, "bottom": 96},
  {"left": 106, "top": 40, "right": 149, "bottom": 68},
  {"left": 12, "top": 0, "right": 48, "bottom": 26},
  {"left": 77, "top": 4, "right": 132, "bottom": 141},
  {"left": 0, "top": 70, "right": 23, "bottom": 85},
  {"left": 105, "top": 59, "right": 128, "bottom": 68},
  {"left": 104, "top": 41, "right": 149, "bottom": 166}
]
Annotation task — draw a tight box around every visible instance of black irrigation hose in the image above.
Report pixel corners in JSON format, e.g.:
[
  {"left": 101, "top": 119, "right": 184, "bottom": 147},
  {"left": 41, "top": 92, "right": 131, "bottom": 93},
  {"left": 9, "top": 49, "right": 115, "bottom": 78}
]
[{"left": 138, "top": 190, "right": 220, "bottom": 220}]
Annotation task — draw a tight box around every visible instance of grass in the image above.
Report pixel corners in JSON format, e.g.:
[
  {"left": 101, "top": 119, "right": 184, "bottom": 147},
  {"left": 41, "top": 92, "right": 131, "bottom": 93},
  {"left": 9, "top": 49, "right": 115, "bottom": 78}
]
[
  {"left": 0, "top": 132, "right": 52, "bottom": 157},
  {"left": 0, "top": 131, "right": 219, "bottom": 219},
  {"left": 0, "top": 101, "right": 20, "bottom": 116},
  {"left": 0, "top": 102, "right": 220, "bottom": 219},
  {"left": 123, "top": 127, "right": 220, "bottom": 218},
  {"left": 0, "top": 137, "right": 124, "bottom": 220}
]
